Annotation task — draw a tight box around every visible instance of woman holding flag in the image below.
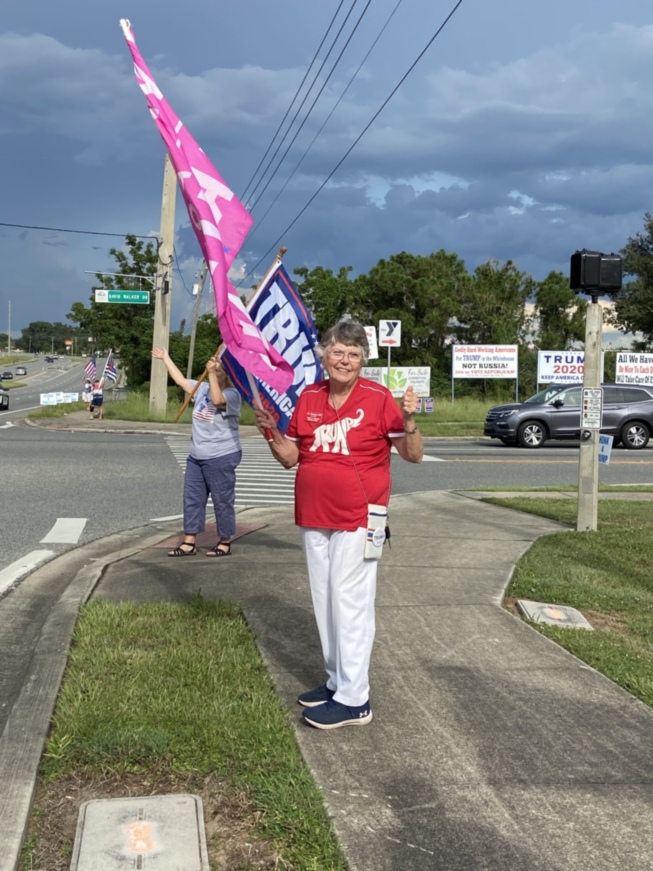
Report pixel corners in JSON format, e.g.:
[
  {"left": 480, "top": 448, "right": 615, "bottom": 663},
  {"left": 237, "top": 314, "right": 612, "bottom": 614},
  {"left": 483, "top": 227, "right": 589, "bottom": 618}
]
[
  {"left": 254, "top": 321, "right": 423, "bottom": 730},
  {"left": 152, "top": 347, "right": 242, "bottom": 558}
]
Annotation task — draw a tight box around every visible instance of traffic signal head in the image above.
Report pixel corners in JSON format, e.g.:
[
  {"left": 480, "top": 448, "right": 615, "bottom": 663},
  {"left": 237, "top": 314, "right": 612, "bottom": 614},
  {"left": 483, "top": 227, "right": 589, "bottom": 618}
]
[{"left": 570, "top": 249, "right": 622, "bottom": 295}]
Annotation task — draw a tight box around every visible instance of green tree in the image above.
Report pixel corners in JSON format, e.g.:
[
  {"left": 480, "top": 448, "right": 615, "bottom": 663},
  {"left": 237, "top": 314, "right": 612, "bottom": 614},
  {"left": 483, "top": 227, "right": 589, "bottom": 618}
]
[
  {"left": 166, "top": 313, "right": 223, "bottom": 389},
  {"left": 355, "top": 250, "right": 469, "bottom": 375},
  {"left": 611, "top": 212, "right": 653, "bottom": 348},
  {"left": 457, "top": 259, "right": 532, "bottom": 345},
  {"left": 67, "top": 235, "right": 159, "bottom": 387},
  {"left": 292, "top": 265, "right": 357, "bottom": 336},
  {"left": 532, "top": 271, "right": 587, "bottom": 350},
  {"left": 18, "top": 321, "right": 76, "bottom": 354}
]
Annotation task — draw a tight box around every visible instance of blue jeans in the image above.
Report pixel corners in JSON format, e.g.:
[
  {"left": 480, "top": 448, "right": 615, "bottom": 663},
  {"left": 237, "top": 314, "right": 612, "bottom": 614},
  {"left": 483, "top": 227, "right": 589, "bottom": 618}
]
[{"left": 183, "top": 451, "right": 241, "bottom": 537}]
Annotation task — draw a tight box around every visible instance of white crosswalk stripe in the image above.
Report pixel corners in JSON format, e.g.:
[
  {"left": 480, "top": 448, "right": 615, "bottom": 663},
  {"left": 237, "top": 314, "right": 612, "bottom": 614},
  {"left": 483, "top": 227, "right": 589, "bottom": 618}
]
[{"left": 165, "top": 436, "right": 296, "bottom": 506}]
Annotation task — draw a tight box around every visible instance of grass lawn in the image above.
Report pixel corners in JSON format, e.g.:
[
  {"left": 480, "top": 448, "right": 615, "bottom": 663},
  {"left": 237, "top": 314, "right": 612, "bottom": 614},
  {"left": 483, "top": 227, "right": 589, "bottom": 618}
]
[
  {"left": 23, "top": 596, "right": 346, "bottom": 871},
  {"left": 487, "top": 497, "right": 653, "bottom": 708},
  {"left": 28, "top": 395, "right": 194, "bottom": 424},
  {"left": 28, "top": 393, "right": 488, "bottom": 435}
]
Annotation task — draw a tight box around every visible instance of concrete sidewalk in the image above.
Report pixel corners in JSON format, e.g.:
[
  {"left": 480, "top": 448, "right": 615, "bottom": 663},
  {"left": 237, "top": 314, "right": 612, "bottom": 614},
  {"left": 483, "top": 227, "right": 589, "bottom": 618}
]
[
  {"left": 2, "top": 413, "right": 653, "bottom": 869},
  {"left": 90, "top": 492, "right": 653, "bottom": 871},
  {"left": 2, "top": 487, "right": 652, "bottom": 870}
]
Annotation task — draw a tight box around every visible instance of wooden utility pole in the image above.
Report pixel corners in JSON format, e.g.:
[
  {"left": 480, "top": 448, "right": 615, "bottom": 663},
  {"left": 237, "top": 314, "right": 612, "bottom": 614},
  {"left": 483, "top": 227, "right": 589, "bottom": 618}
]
[
  {"left": 576, "top": 301, "right": 603, "bottom": 531},
  {"left": 149, "top": 154, "right": 177, "bottom": 415},
  {"left": 186, "top": 262, "right": 208, "bottom": 379}
]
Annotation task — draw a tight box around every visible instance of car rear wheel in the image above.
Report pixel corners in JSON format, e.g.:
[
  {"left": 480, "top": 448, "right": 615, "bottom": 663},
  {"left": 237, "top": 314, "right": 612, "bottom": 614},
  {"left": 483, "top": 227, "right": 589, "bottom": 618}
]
[
  {"left": 620, "top": 421, "right": 650, "bottom": 450},
  {"left": 517, "top": 420, "right": 547, "bottom": 448}
]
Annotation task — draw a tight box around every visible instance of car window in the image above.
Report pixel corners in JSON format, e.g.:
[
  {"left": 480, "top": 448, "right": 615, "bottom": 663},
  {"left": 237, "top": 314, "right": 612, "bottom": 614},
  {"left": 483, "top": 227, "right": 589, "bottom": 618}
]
[
  {"left": 603, "top": 386, "right": 624, "bottom": 403},
  {"left": 554, "top": 387, "right": 582, "bottom": 405},
  {"left": 524, "top": 386, "right": 566, "bottom": 405},
  {"left": 623, "top": 387, "right": 653, "bottom": 403}
]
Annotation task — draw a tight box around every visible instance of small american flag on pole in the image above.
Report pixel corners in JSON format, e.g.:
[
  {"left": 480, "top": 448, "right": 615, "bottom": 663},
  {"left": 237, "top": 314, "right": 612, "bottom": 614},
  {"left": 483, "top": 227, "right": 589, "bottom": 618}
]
[{"left": 84, "top": 356, "right": 97, "bottom": 381}]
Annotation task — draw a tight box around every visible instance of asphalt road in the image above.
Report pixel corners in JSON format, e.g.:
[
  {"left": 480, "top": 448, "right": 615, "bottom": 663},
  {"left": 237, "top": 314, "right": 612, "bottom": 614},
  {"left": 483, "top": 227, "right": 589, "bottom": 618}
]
[
  {"left": 408, "top": 437, "right": 653, "bottom": 491},
  {"left": 2, "top": 361, "right": 653, "bottom": 583},
  {"left": 0, "top": 358, "right": 86, "bottom": 421},
  {"left": 0, "top": 424, "right": 184, "bottom": 576}
]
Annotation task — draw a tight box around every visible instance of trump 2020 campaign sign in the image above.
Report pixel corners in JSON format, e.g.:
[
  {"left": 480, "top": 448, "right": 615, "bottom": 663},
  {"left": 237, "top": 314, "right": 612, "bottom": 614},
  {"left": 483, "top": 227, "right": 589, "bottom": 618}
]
[
  {"left": 221, "top": 264, "right": 322, "bottom": 434},
  {"left": 537, "top": 351, "right": 605, "bottom": 385}
]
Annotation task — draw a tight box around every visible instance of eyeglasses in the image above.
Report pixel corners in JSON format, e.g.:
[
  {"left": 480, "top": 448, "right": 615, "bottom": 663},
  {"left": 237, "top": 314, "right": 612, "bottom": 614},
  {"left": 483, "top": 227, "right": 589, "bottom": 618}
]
[{"left": 327, "top": 349, "right": 362, "bottom": 362}]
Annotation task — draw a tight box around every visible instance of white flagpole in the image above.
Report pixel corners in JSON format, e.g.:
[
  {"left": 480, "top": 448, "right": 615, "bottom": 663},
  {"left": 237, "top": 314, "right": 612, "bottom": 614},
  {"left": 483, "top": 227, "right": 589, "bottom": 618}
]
[{"left": 100, "top": 349, "right": 112, "bottom": 382}]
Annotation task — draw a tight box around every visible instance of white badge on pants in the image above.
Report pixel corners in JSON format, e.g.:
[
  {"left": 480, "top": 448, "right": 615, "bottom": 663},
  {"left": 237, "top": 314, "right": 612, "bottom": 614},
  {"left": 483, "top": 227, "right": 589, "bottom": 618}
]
[{"left": 365, "top": 504, "right": 387, "bottom": 560}]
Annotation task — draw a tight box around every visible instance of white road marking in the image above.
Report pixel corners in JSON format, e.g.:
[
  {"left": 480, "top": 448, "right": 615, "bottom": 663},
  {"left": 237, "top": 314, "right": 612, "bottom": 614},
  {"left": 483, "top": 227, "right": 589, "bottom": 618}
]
[
  {"left": 0, "top": 405, "right": 42, "bottom": 417},
  {"left": 0, "top": 550, "right": 55, "bottom": 597},
  {"left": 0, "top": 421, "right": 15, "bottom": 429},
  {"left": 40, "top": 518, "right": 88, "bottom": 544},
  {"left": 391, "top": 447, "right": 444, "bottom": 461}
]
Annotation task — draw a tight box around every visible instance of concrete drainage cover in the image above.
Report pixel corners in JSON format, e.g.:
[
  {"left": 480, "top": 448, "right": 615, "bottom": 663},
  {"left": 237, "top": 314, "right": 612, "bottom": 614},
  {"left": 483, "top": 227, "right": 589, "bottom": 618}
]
[
  {"left": 516, "top": 599, "right": 594, "bottom": 631},
  {"left": 69, "top": 793, "right": 208, "bottom": 870}
]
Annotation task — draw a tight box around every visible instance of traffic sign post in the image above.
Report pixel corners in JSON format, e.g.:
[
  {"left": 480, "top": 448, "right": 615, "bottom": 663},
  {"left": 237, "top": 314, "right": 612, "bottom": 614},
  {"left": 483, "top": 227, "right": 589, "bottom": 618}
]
[
  {"left": 95, "top": 289, "right": 150, "bottom": 305},
  {"left": 379, "top": 320, "right": 401, "bottom": 383},
  {"left": 576, "top": 304, "right": 603, "bottom": 532},
  {"left": 581, "top": 387, "right": 603, "bottom": 430}
]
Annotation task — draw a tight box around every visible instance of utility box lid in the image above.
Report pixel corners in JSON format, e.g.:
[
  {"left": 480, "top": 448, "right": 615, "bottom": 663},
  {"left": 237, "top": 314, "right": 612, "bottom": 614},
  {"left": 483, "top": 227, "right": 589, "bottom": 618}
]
[{"left": 69, "top": 793, "right": 208, "bottom": 870}]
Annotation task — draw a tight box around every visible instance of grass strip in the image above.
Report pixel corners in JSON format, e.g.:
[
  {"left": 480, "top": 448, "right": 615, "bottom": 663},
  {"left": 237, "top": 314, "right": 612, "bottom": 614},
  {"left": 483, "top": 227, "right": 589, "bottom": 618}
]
[
  {"left": 488, "top": 497, "right": 653, "bottom": 707},
  {"left": 27, "top": 393, "right": 489, "bottom": 435},
  {"left": 27, "top": 595, "right": 346, "bottom": 870}
]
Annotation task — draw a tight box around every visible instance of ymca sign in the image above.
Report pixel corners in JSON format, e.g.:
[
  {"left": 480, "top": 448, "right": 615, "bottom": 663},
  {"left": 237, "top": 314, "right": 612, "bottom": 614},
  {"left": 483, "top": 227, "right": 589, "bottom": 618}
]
[{"left": 379, "top": 320, "right": 401, "bottom": 347}]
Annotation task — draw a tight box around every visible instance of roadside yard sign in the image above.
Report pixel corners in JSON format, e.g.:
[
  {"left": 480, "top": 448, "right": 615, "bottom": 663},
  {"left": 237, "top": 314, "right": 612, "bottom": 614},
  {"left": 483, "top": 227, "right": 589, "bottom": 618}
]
[
  {"left": 40, "top": 392, "right": 79, "bottom": 405},
  {"left": 598, "top": 433, "right": 613, "bottom": 465},
  {"left": 95, "top": 289, "right": 150, "bottom": 304},
  {"left": 581, "top": 387, "right": 603, "bottom": 429},
  {"left": 364, "top": 326, "right": 379, "bottom": 359},
  {"left": 379, "top": 320, "right": 401, "bottom": 346}
]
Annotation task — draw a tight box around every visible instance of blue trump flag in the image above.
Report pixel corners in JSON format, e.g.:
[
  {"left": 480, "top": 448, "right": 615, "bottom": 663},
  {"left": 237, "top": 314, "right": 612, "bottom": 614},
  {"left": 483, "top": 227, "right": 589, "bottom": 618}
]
[{"left": 221, "top": 264, "right": 322, "bottom": 433}]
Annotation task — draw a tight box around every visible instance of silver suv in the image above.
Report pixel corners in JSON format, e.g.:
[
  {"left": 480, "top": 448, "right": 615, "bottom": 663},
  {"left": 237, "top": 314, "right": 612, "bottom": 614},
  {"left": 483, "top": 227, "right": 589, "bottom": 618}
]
[{"left": 484, "top": 383, "right": 653, "bottom": 449}]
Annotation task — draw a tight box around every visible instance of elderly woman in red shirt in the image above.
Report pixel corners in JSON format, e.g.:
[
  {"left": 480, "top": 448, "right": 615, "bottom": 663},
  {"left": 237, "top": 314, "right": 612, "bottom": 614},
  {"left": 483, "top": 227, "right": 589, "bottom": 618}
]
[{"left": 254, "top": 320, "right": 423, "bottom": 730}]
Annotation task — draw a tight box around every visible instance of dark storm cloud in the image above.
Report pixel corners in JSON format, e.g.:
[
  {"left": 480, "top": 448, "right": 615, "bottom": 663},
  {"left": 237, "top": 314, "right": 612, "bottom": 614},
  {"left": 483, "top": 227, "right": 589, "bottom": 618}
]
[{"left": 1, "top": 6, "right": 652, "bottom": 335}]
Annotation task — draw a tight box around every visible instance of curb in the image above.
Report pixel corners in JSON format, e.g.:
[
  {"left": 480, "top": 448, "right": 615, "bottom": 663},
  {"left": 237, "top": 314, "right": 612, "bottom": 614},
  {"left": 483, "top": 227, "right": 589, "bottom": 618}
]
[{"left": 0, "top": 525, "right": 177, "bottom": 871}]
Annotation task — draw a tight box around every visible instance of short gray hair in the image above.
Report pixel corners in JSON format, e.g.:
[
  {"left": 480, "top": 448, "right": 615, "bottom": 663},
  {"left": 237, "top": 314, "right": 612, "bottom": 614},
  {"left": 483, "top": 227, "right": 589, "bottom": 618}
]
[{"left": 316, "top": 321, "right": 370, "bottom": 365}]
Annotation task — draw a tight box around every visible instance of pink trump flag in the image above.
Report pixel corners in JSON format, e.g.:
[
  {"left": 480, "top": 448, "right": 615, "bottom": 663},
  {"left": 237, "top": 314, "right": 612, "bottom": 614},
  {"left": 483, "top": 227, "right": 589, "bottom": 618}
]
[{"left": 120, "top": 19, "right": 293, "bottom": 393}]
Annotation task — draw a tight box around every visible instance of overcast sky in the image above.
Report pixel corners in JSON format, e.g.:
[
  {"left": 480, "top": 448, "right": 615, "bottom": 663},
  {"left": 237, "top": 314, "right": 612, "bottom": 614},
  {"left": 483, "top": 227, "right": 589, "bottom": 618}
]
[{"left": 1, "top": 0, "right": 651, "bottom": 341}]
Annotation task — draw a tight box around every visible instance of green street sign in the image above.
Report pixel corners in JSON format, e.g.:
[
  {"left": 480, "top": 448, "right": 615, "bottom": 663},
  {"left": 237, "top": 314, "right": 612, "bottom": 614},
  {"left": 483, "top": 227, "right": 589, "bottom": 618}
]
[{"left": 94, "top": 289, "right": 150, "bottom": 305}]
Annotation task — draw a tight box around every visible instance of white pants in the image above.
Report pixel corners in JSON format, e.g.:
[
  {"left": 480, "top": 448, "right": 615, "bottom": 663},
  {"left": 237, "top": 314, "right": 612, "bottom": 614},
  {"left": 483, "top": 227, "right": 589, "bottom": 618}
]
[{"left": 301, "top": 527, "right": 378, "bottom": 707}]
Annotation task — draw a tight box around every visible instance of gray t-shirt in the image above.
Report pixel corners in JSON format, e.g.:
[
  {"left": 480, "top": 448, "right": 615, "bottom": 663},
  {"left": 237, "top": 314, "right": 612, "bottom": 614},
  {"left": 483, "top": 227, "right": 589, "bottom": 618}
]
[{"left": 189, "top": 381, "right": 242, "bottom": 460}]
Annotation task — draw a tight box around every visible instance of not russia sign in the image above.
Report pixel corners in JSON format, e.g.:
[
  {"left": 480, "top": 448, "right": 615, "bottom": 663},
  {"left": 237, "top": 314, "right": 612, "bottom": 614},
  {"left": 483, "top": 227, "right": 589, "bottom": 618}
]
[{"left": 452, "top": 345, "right": 518, "bottom": 379}]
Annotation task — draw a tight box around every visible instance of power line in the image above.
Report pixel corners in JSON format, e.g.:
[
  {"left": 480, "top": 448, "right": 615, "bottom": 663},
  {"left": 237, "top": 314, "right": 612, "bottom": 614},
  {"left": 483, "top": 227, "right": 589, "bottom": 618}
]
[
  {"left": 240, "top": 0, "right": 348, "bottom": 203},
  {"left": 244, "top": 0, "right": 365, "bottom": 210},
  {"left": 245, "top": 0, "right": 405, "bottom": 248},
  {"left": 0, "top": 221, "right": 156, "bottom": 241},
  {"left": 242, "top": 0, "right": 466, "bottom": 283},
  {"left": 248, "top": 0, "right": 373, "bottom": 216}
]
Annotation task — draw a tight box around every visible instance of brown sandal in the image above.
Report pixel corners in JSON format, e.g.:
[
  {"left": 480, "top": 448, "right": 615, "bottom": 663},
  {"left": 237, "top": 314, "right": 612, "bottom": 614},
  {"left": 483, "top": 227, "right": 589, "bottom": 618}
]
[
  {"left": 168, "top": 542, "right": 197, "bottom": 557},
  {"left": 206, "top": 540, "right": 232, "bottom": 558}
]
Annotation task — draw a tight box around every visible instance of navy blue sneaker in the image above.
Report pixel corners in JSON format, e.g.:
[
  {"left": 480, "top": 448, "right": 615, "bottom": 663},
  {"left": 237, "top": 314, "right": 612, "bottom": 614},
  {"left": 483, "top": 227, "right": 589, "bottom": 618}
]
[
  {"left": 302, "top": 699, "right": 372, "bottom": 730},
  {"left": 297, "top": 684, "right": 335, "bottom": 708}
]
